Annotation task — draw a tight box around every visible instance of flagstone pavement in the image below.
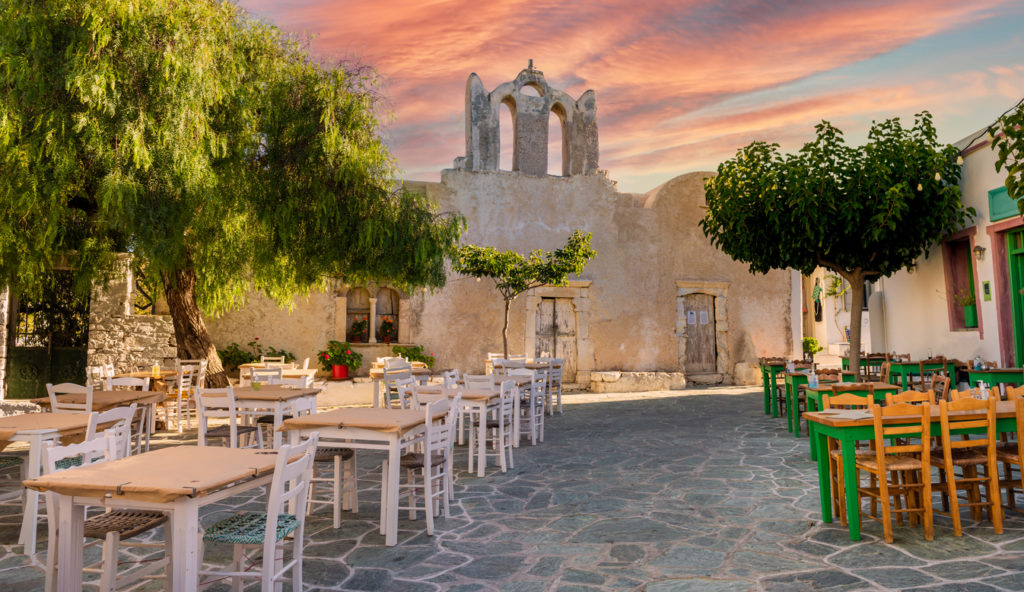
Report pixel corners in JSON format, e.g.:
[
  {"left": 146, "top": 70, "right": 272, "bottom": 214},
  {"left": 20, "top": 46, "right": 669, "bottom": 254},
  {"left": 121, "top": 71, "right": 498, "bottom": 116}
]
[{"left": 1, "top": 386, "right": 1023, "bottom": 591}]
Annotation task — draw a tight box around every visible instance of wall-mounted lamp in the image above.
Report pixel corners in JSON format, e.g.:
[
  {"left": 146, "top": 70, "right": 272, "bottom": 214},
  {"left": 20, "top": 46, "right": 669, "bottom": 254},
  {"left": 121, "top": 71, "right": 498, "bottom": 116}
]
[{"left": 974, "top": 245, "right": 986, "bottom": 261}]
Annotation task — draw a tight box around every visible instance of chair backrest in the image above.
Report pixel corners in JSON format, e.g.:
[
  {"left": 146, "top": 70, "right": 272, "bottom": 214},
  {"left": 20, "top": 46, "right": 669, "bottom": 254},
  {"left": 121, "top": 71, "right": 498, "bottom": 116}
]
[
  {"left": 42, "top": 429, "right": 115, "bottom": 475},
  {"left": 384, "top": 357, "right": 411, "bottom": 370},
  {"left": 280, "top": 375, "right": 313, "bottom": 388},
  {"left": 549, "top": 358, "right": 564, "bottom": 383},
  {"left": 817, "top": 368, "right": 841, "bottom": 379},
  {"left": 260, "top": 355, "right": 286, "bottom": 364},
  {"left": 440, "top": 369, "right": 460, "bottom": 390},
  {"left": 879, "top": 361, "right": 891, "bottom": 384},
  {"left": 497, "top": 379, "right": 516, "bottom": 423},
  {"left": 423, "top": 398, "right": 453, "bottom": 466},
  {"left": 176, "top": 359, "right": 208, "bottom": 388},
  {"left": 301, "top": 357, "right": 310, "bottom": 369},
  {"left": 174, "top": 362, "right": 200, "bottom": 395},
  {"left": 949, "top": 388, "right": 976, "bottom": 401},
  {"left": 86, "top": 404, "right": 137, "bottom": 459},
  {"left": 393, "top": 375, "right": 419, "bottom": 409},
  {"left": 87, "top": 365, "right": 106, "bottom": 386},
  {"left": 870, "top": 402, "right": 931, "bottom": 468},
  {"left": 263, "top": 433, "right": 319, "bottom": 555},
  {"left": 928, "top": 374, "right": 951, "bottom": 401},
  {"left": 105, "top": 376, "right": 150, "bottom": 391},
  {"left": 507, "top": 354, "right": 527, "bottom": 362},
  {"left": 46, "top": 382, "right": 93, "bottom": 413},
  {"left": 886, "top": 390, "right": 932, "bottom": 406},
  {"left": 251, "top": 367, "right": 284, "bottom": 384},
  {"left": 938, "top": 396, "right": 997, "bottom": 461},
  {"left": 822, "top": 393, "right": 873, "bottom": 410},
  {"left": 1007, "top": 385, "right": 1024, "bottom": 401},
  {"left": 195, "top": 386, "right": 242, "bottom": 447},
  {"left": 287, "top": 396, "right": 317, "bottom": 417},
  {"left": 831, "top": 383, "right": 875, "bottom": 397},
  {"left": 382, "top": 366, "right": 413, "bottom": 401},
  {"left": 463, "top": 374, "right": 496, "bottom": 395}
]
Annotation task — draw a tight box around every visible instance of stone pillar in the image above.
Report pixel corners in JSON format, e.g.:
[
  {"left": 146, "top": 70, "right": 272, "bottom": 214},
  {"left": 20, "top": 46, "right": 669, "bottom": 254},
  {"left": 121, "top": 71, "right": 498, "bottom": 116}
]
[
  {"left": 368, "top": 297, "right": 377, "bottom": 344},
  {"left": 0, "top": 286, "right": 8, "bottom": 399}
]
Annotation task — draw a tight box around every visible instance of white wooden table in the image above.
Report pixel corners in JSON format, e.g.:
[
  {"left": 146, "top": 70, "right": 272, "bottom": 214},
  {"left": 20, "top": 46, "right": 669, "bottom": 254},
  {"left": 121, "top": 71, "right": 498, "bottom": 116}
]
[
  {"left": 237, "top": 364, "right": 318, "bottom": 387},
  {"left": 23, "top": 445, "right": 279, "bottom": 591},
  {"left": 232, "top": 386, "right": 319, "bottom": 448},
  {"left": 369, "top": 366, "right": 433, "bottom": 407},
  {"left": 0, "top": 412, "right": 97, "bottom": 554},
  {"left": 280, "top": 407, "right": 437, "bottom": 546}
]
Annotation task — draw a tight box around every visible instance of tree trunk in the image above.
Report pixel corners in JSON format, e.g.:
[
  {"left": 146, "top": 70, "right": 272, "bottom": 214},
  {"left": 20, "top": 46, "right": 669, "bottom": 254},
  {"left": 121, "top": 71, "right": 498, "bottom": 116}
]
[
  {"left": 502, "top": 298, "right": 511, "bottom": 358},
  {"left": 843, "top": 269, "right": 866, "bottom": 382},
  {"left": 162, "top": 267, "right": 228, "bottom": 387}
]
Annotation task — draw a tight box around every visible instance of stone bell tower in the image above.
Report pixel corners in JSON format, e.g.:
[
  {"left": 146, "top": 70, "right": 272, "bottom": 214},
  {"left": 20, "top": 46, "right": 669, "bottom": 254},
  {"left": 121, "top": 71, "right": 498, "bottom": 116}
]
[{"left": 454, "top": 61, "right": 598, "bottom": 177}]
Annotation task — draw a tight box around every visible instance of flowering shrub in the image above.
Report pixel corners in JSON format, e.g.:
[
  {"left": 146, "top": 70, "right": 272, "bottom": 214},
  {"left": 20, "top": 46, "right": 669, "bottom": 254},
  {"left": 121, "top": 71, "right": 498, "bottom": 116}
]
[
  {"left": 217, "top": 338, "right": 295, "bottom": 373},
  {"left": 377, "top": 315, "right": 397, "bottom": 342},
  {"left": 318, "top": 340, "right": 362, "bottom": 371},
  {"left": 348, "top": 317, "right": 369, "bottom": 342},
  {"left": 392, "top": 344, "right": 434, "bottom": 368}
]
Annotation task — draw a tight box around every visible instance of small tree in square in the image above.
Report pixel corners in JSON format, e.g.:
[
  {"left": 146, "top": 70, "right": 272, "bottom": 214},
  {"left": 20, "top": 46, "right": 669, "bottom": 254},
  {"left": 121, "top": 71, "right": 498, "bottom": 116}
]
[
  {"left": 700, "top": 112, "right": 973, "bottom": 378},
  {"left": 455, "top": 230, "right": 595, "bottom": 358}
]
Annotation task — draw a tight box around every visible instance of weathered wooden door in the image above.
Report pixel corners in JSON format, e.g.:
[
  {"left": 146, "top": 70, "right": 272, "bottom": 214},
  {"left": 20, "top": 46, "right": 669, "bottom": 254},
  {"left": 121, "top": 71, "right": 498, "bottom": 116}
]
[
  {"left": 535, "top": 297, "right": 577, "bottom": 382},
  {"left": 682, "top": 293, "right": 717, "bottom": 374}
]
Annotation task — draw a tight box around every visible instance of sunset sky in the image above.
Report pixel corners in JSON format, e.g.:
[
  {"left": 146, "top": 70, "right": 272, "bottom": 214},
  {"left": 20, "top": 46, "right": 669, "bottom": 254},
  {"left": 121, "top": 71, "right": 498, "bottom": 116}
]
[{"left": 239, "top": 0, "right": 1024, "bottom": 193}]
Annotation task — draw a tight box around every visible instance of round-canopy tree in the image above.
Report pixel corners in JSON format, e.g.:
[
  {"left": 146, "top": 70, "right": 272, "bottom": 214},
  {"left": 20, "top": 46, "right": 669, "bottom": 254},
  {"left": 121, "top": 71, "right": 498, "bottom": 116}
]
[
  {"left": 0, "top": 0, "right": 464, "bottom": 386},
  {"left": 701, "top": 112, "right": 973, "bottom": 377}
]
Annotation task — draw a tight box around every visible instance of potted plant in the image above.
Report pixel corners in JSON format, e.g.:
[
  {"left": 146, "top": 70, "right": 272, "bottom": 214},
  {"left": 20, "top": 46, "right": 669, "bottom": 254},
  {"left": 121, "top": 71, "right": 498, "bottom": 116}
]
[
  {"left": 802, "top": 337, "right": 824, "bottom": 363},
  {"left": 377, "top": 316, "right": 397, "bottom": 343},
  {"left": 348, "top": 317, "right": 369, "bottom": 342},
  {"left": 392, "top": 344, "right": 435, "bottom": 368},
  {"left": 953, "top": 289, "right": 977, "bottom": 328},
  {"left": 318, "top": 340, "right": 362, "bottom": 379}
]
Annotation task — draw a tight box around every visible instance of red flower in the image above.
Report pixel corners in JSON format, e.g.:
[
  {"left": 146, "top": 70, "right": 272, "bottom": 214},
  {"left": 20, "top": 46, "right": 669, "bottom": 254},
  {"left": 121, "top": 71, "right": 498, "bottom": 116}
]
[{"left": 345, "top": 350, "right": 351, "bottom": 354}]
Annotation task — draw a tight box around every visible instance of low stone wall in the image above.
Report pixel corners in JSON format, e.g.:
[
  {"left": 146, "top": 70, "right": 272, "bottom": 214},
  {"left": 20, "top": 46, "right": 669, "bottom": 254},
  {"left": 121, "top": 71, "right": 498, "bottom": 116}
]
[{"left": 589, "top": 371, "right": 687, "bottom": 393}]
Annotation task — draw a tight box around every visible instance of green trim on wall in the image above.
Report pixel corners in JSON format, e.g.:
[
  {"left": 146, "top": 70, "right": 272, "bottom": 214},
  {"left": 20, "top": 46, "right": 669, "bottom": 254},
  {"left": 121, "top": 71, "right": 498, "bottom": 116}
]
[{"left": 989, "top": 186, "right": 1019, "bottom": 222}]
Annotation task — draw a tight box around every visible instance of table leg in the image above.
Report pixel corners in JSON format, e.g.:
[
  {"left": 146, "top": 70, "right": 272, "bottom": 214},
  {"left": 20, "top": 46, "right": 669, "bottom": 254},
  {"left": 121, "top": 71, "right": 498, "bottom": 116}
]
[
  {"left": 170, "top": 498, "right": 201, "bottom": 591},
  {"left": 840, "top": 436, "right": 861, "bottom": 541},
  {"left": 19, "top": 432, "right": 52, "bottom": 554},
  {"left": 785, "top": 380, "right": 793, "bottom": 433},
  {"left": 770, "top": 372, "right": 779, "bottom": 418},
  {"left": 273, "top": 405, "right": 284, "bottom": 449},
  {"left": 477, "top": 404, "right": 487, "bottom": 478},
  {"left": 762, "top": 369, "right": 770, "bottom": 415},
  {"left": 512, "top": 387, "right": 521, "bottom": 448},
  {"left": 384, "top": 435, "right": 400, "bottom": 546},
  {"left": 373, "top": 379, "right": 381, "bottom": 408},
  {"left": 811, "top": 425, "right": 831, "bottom": 524},
  {"left": 56, "top": 495, "right": 85, "bottom": 591},
  {"left": 807, "top": 394, "right": 819, "bottom": 461}
]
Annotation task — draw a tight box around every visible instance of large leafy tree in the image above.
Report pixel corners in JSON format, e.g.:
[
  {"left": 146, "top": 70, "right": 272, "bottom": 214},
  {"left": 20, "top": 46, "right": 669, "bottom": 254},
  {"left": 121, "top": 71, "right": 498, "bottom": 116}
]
[
  {"left": 991, "top": 101, "right": 1024, "bottom": 209},
  {"left": 701, "top": 112, "right": 973, "bottom": 377},
  {"left": 0, "top": 0, "right": 464, "bottom": 386},
  {"left": 455, "top": 230, "right": 595, "bottom": 357}
]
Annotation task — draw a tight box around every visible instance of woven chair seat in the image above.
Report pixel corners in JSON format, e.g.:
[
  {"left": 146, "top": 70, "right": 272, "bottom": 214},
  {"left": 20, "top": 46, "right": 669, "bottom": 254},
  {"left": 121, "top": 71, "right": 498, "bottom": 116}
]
[
  {"left": 996, "top": 443, "right": 1021, "bottom": 463},
  {"left": 856, "top": 454, "right": 922, "bottom": 472},
  {"left": 314, "top": 447, "right": 354, "bottom": 463},
  {"left": 255, "top": 414, "right": 293, "bottom": 425},
  {"left": 206, "top": 424, "right": 260, "bottom": 439},
  {"left": 203, "top": 512, "right": 299, "bottom": 544},
  {"left": 0, "top": 456, "right": 24, "bottom": 470},
  {"left": 54, "top": 456, "right": 83, "bottom": 470},
  {"left": 84, "top": 510, "right": 167, "bottom": 540},
  {"left": 829, "top": 449, "right": 874, "bottom": 461},
  {"left": 930, "top": 447, "right": 987, "bottom": 466},
  {"left": 399, "top": 452, "right": 447, "bottom": 469}
]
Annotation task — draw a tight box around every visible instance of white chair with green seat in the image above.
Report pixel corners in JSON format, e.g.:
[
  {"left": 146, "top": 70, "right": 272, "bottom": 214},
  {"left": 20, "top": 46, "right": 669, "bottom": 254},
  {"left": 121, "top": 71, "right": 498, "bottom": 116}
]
[{"left": 199, "top": 433, "right": 319, "bottom": 592}]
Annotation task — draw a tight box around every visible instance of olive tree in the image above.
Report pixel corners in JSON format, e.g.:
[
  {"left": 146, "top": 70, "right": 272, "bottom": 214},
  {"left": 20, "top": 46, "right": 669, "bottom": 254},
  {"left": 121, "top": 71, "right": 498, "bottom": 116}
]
[
  {"left": 455, "top": 230, "right": 595, "bottom": 357},
  {"left": 701, "top": 112, "right": 973, "bottom": 377},
  {"left": 0, "top": 0, "right": 464, "bottom": 386}
]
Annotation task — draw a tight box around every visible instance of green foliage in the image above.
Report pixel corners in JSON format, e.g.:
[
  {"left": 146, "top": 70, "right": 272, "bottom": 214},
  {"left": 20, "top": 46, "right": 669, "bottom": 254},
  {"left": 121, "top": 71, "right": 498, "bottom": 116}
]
[
  {"left": 455, "top": 230, "right": 595, "bottom": 355},
  {"left": 701, "top": 112, "right": 972, "bottom": 278},
  {"left": 348, "top": 317, "right": 369, "bottom": 341},
  {"left": 992, "top": 105, "right": 1024, "bottom": 211},
  {"left": 952, "top": 288, "right": 975, "bottom": 307},
  {"left": 0, "top": 0, "right": 464, "bottom": 363},
  {"left": 216, "top": 339, "right": 295, "bottom": 372},
  {"left": 802, "top": 337, "right": 824, "bottom": 356},
  {"left": 377, "top": 315, "right": 396, "bottom": 342},
  {"left": 392, "top": 344, "right": 435, "bottom": 368},
  {"left": 318, "top": 340, "right": 362, "bottom": 371}
]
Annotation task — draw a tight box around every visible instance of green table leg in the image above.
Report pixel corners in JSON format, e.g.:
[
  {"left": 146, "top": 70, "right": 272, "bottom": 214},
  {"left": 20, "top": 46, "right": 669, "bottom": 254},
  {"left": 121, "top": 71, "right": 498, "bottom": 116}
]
[
  {"left": 811, "top": 423, "right": 832, "bottom": 524},
  {"left": 806, "top": 393, "right": 820, "bottom": 460},
  {"left": 762, "top": 368, "right": 770, "bottom": 415},
  {"left": 841, "top": 435, "right": 862, "bottom": 541},
  {"left": 770, "top": 372, "right": 780, "bottom": 418},
  {"left": 786, "top": 379, "right": 794, "bottom": 433}
]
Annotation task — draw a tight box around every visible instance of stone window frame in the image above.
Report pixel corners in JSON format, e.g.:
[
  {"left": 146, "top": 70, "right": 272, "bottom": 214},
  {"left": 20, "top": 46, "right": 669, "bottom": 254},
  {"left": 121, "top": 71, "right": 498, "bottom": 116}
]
[
  {"left": 523, "top": 280, "right": 593, "bottom": 383},
  {"left": 333, "top": 283, "right": 411, "bottom": 345},
  {"left": 675, "top": 280, "right": 730, "bottom": 377}
]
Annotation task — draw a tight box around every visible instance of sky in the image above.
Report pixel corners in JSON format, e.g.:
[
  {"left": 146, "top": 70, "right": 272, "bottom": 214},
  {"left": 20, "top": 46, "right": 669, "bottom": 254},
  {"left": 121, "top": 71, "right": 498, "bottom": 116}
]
[{"left": 238, "top": 0, "right": 1024, "bottom": 193}]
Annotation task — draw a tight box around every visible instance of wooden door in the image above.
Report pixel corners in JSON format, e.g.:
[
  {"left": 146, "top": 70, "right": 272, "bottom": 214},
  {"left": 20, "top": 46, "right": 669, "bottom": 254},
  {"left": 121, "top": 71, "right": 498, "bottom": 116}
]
[
  {"left": 535, "top": 297, "right": 577, "bottom": 382},
  {"left": 682, "top": 293, "right": 717, "bottom": 374}
]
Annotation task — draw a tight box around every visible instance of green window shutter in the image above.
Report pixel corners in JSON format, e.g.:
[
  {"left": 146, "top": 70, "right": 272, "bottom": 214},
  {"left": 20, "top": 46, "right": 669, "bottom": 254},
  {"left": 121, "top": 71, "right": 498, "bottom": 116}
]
[{"left": 989, "top": 186, "right": 1018, "bottom": 222}]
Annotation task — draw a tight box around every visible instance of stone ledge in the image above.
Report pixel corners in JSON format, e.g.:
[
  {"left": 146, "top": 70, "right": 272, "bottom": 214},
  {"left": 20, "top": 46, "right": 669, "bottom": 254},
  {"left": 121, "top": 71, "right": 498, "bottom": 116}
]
[{"left": 589, "top": 371, "right": 687, "bottom": 393}]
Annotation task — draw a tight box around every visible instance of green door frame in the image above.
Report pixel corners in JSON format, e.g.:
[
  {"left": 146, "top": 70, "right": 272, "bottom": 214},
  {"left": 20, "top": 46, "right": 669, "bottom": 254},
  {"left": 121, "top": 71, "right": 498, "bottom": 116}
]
[{"left": 1007, "top": 230, "right": 1024, "bottom": 365}]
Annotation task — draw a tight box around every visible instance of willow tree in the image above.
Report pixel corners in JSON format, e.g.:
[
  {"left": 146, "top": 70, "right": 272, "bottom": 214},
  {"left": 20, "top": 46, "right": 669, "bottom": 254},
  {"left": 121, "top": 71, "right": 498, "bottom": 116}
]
[
  {"left": 0, "top": 0, "right": 464, "bottom": 386},
  {"left": 455, "top": 230, "right": 595, "bottom": 357},
  {"left": 701, "top": 112, "right": 973, "bottom": 377}
]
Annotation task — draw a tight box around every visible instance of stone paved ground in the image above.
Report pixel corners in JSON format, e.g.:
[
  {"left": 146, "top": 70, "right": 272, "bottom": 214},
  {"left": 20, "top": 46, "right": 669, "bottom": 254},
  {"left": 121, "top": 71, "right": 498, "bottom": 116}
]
[{"left": 1, "top": 386, "right": 1023, "bottom": 591}]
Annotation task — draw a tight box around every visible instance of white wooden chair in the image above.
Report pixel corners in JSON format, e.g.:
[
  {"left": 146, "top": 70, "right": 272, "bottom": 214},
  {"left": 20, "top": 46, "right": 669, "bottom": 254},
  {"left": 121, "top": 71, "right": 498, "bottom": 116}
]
[
  {"left": 460, "top": 374, "right": 496, "bottom": 446},
  {"left": 471, "top": 379, "right": 515, "bottom": 474},
  {"left": 42, "top": 432, "right": 169, "bottom": 592},
  {"left": 391, "top": 396, "right": 460, "bottom": 535},
  {"left": 46, "top": 382, "right": 93, "bottom": 413},
  {"left": 250, "top": 367, "right": 284, "bottom": 384},
  {"left": 281, "top": 374, "right": 314, "bottom": 388},
  {"left": 87, "top": 366, "right": 106, "bottom": 387},
  {"left": 105, "top": 377, "right": 153, "bottom": 453},
  {"left": 260, "top": 355, "right": 286, "bottom": 364},
  {"left": 509, "top": 369, "right": 545, "bottom": 445},
  {"left": 85, "top": 404, "right": 137, "bottom": 460},
  {"left": 195, "top": 386, "right": 263, "bottom": 449},
  {"left": 301, "top": 357, "right": 310, "bottom": 369},
  {"left": 166, "top": 361, "right": 204, "bottom": 432},
  {"left": 393, "top": 375, "right": 420, "bottom": 409},
  {"left": 199, "top": 433, "right": 319, "bottom": 592},
  {"left": 306, "top": 400, "right": 358, "bottom": 528},
  {"left": 381, "top": 364, "right": 413, "bottom": 407}
]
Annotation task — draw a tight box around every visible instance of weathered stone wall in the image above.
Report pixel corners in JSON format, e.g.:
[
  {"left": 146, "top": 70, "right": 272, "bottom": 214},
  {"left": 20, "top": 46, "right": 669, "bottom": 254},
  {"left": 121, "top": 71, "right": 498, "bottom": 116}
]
[{"left": 87, "top": 267, "right": 177, "bottom": 372}]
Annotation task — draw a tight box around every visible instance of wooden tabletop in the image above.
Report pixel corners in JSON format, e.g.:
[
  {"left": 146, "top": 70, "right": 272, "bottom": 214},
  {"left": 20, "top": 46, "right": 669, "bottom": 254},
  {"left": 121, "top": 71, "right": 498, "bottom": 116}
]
[
  {"left": 32, "top": 390, "right": 165, "bottom": 411},
  {"left": 368, "top": 366, "right": 432, "bottom": 378},
  {"left": 0, "top": 413, "right": 93, "bottom": 443},
  {"left": 232, "top": 386, "right": 319, "bottom": 402},
  {"left": 967, "top": 367, "right": 1024, "bottom": 373},
  {"left": 22, "top": 445, "right": 280, "bottom": 503},
  {"left": 114, "top": 370, "right": 176, "bottom": 379},
  {"left": 279, "top": 407, "right": 438, "bottom": 434},
  {"left": 805, "top": 382, "right": 900, "bottom": 393},
  {"left": 806, "top": 400, "right": 1017, "bottom": 428}
]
